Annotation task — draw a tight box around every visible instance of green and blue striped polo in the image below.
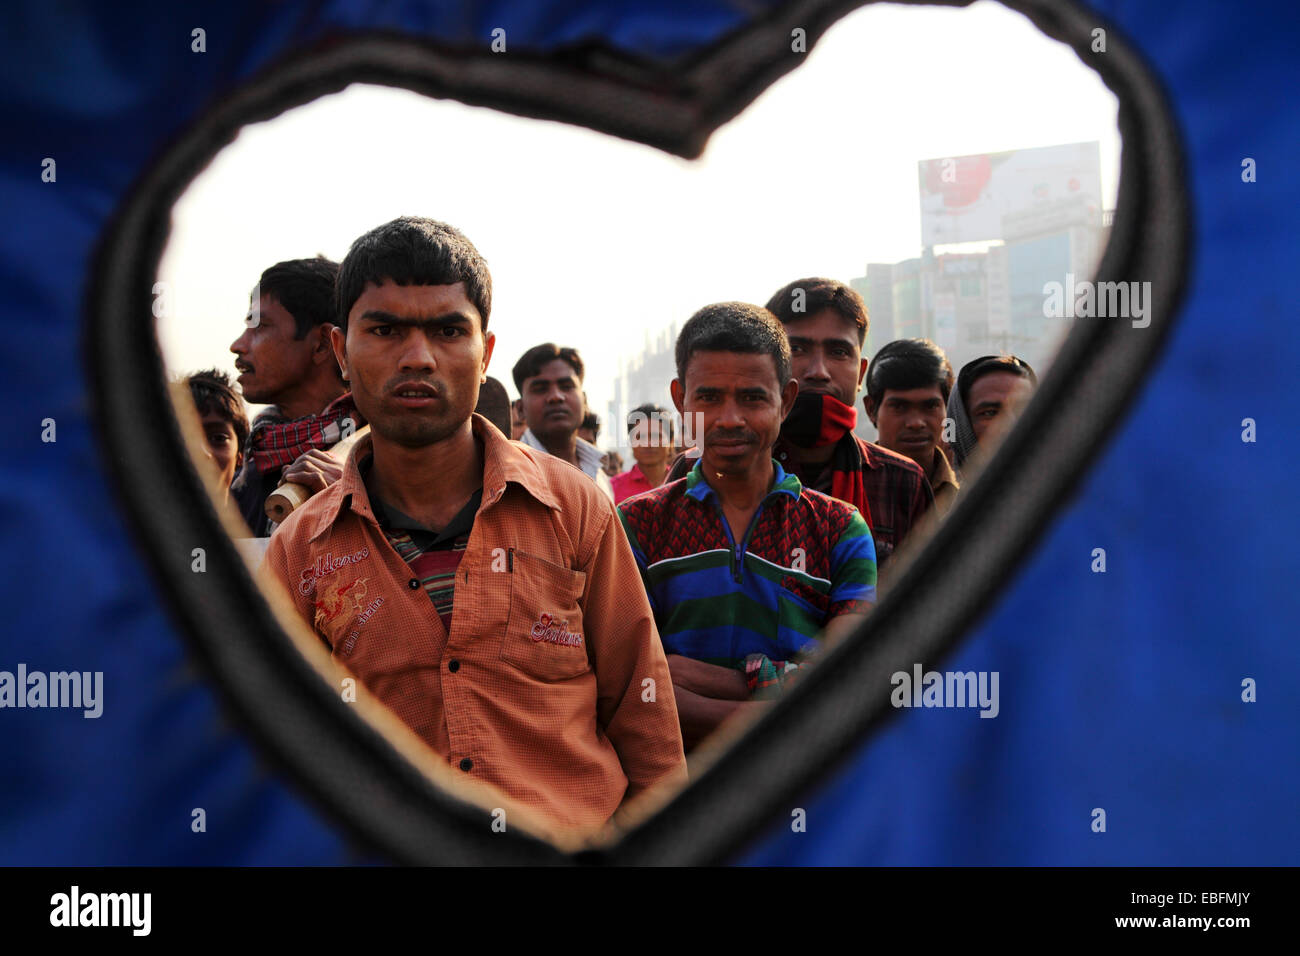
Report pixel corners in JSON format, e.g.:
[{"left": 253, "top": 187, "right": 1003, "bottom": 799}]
[{"left": 617, "top": 460, "right": 876, "bottom": 666}]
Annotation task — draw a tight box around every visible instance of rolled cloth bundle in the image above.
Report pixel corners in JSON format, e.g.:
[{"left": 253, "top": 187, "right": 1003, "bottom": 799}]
[{"left": 264, "top": 424, "right": 369, "bottom": 524}]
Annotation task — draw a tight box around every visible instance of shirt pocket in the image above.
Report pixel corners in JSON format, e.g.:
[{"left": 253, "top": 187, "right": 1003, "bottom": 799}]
[
  {"left": 500, "top": 548, "right": 590, "bottom": 682},
  {"left": 778, "top": 574, "right": 832, "bottom": 651}
]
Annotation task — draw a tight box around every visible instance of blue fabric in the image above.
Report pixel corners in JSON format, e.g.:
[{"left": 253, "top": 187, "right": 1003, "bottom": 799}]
[
  {"left": 738, "top": 0, "right": 1300, "bottom": 866},
  {"left": 0, "top": 0, "right": 782, "bottom": 867},
  {"left": 0, "top": 0, "right": 1295, "bottom": 864}
]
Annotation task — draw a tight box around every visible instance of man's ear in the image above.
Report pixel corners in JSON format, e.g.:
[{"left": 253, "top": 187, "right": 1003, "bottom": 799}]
[
  {"left": 863, "top": 394, "right": 879, "bottom": 427},
  {"left": 235, "top": 450, "right": 245, "bottom": 473},
  {"left": 856, "top": 356, "right": 869, "bottom": 390},
  {"left": 780, "top": 378, "right": 799, "bottom": 420},
  {"left": 330, "top": 326, "right": 349, "bottom": 382},
  {"left": 480, "top": 331, "right": 496, "bottom": 381},
  {"left": 670, "top": 378, "right": 686, "bottom": 415},
  {"left": 313, "top": 324, "right": 335, "bottom": 364}
]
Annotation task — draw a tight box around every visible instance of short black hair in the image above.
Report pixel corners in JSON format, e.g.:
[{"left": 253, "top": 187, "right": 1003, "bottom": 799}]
[
  {"left": 185, "top": 368, "right": 249, "bottom": 450},
  {"left": 335, "top": 217, "right": 491, "bottom": 333},
  {"left": 957, "top": 354, "right": 1039, "bottom": 408},
  {"left": 580, "top": 411, "right": 600, "bottom": 439},
  {"left": 512, "top": 343, "right": 584, "bottom": 393},
  {"left": 627, "top": 402, "right": 677, "bottom": 442},
  {"left": 474, "top": 375, "right": 512, "bottom": 437},
  {"left": 675, "top": 302, "right": 791, "bottom": 387},
  {"left": 867, "top": 338, "right": 955, "bottom": 404},
  {"left": 257, "top": 257, "right": 340, "bottom": 340},
  {"left": 765, "top": 277, "right": 869, "bottom": 347}
]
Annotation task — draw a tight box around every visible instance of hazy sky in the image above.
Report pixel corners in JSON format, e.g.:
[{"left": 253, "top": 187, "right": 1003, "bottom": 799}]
[{"left": 158, "top": 0, "right": 1120, "bottom": 424}]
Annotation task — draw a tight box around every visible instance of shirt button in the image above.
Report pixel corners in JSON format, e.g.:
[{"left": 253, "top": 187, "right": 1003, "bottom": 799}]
[
  {"left": 779, "top": 452, "right": 787, "bottom": 460},
  {"left": 448, "top": 659, "right": 460, "bottom": 673},
  {"left": 459, "top": 757, "right": 473, "bottom": 772},
  {"left": 408, "top": 578, "right": 420, "bottom": 590}
]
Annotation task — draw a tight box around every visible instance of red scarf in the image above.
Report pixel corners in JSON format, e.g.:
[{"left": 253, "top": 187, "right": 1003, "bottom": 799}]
[
  {"left": 249, "top": 393, "right": 364, "bottom": 473},
  {"left": 780, "top": 392, "right": 873, "bottom": 529}
]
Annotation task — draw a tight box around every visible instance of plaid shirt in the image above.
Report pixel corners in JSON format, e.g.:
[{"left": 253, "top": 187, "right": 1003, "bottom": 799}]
[
  {"left": 618, "top": 460, "right": 876, "bottom": 667},
  {"left": 774, "top": 434, "right": 934, "bottom": 570},
  {"left": 261, "top": 414, "right": 686, "bottom": 834},
  {"left": 668, "top": 436, "right": 934, "bottom": 569}
]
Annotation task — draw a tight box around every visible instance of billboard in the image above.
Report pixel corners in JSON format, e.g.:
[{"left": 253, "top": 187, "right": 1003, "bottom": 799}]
[{"left": 918, "top": 141, "right": 1102, "bottom": 247}]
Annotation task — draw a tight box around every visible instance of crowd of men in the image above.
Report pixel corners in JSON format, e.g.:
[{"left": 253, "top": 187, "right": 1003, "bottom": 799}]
[{"left": 177, "top": 216, "right": 1037, "bottom": 836}]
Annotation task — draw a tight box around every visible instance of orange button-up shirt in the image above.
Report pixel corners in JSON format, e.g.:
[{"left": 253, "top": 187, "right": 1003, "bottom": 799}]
[{"left": 261, "top": 414, "right": 686, "bottom": 834}]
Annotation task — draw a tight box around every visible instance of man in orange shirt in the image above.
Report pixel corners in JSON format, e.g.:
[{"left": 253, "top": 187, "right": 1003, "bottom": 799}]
[{"left": 261, "top": 217, "right": 685, "bottom": 835}]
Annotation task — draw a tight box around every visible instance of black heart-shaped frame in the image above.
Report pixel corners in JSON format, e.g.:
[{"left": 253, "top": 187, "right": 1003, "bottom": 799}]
[{"left": 87, "top": 0, "right": 1188, "bottom": 864}]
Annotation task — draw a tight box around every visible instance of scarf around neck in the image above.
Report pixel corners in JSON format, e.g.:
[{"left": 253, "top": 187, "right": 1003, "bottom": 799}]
[
  {"left": 779, "top": 392, "right": 872, "bottom": 529},
  {"left": 247, "top": 392, "right": 364, "bottom": 474}
]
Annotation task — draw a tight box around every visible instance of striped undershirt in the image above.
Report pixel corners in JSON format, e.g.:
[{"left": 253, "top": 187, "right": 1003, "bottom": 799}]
[{"left": 361, "top": 455, "right": 480, "bottom": 633}]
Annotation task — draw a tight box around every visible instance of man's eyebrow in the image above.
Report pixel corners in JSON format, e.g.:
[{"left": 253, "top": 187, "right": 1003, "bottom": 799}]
[
  {"left": 357, "top": 309, "right": 474, "bottom": 327},
  {"left": 787, "top": 333, "right": 856, "bottom": 350},
  {"left": 972, "top": 399, "right": 1003, "bottom": 413},
  {"left": 527, "top": 374, "right": 579, "bottom": 388}
]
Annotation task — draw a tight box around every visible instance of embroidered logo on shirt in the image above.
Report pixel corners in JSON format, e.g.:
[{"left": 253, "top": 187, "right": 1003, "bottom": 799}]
[
  {"left": 530, "top": 613, "right": 583, "bottom": 647},
  {"left": 313, "top": 576, "right": 370, "bottom": 631},
  {"left": 340, "top": 595, "right": 386, "bottom": 656},
  {"left": 299, "top": 547, "right": 371, "bottom": 596}
]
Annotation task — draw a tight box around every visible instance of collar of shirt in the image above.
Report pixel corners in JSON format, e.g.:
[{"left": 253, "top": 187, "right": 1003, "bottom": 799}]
[
  {"left": 929, "top": 445, "right": 959, "bottom": 493},
  {"left": 519, "top": 428, "right": 604, "bottom": 478},
  {"left": 305, "top": 414, "right": 560, "bottom": 544},
  {"left": 520, "top": 427, "right": 614, "bottom": 501},
  {"left": 683, "top": 457, "right": 802, "bottom": 504},
  {"left": 361, "top": 455, "right": 482, "bottom": 546}
]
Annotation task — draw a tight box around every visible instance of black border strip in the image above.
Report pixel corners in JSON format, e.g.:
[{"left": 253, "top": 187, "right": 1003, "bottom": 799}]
[{"left": 85, "top": 0, "right": 1188, "bottom": 865}]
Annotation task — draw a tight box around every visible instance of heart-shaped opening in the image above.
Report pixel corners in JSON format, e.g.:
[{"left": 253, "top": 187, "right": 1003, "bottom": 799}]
[{"left": 90, "top": 0, "right": 1188, "bottom": 863}]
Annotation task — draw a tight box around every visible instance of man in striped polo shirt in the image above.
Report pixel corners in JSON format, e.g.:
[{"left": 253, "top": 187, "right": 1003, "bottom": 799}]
[{"left": 618, "top": 303, "right": 877, "bottom": 751}]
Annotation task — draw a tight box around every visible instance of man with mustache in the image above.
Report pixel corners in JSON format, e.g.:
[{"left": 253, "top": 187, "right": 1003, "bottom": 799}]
[
  {"left": 261, "top": 218, "right": 685, "bottom": 835},
  {"left": 229, "top": 256, "right": 361, "bottom": 537},
  {"left": 765, "top": 278, "right": 935, "bottom": 570},
  {"left": 618, "top": 303, "right": 877, "bottom": 751}
]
